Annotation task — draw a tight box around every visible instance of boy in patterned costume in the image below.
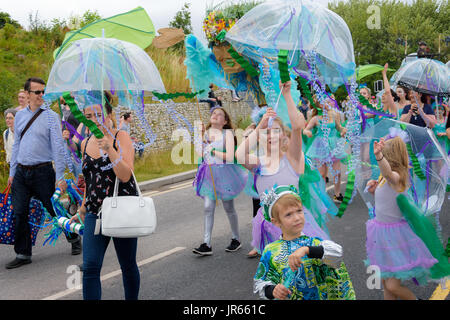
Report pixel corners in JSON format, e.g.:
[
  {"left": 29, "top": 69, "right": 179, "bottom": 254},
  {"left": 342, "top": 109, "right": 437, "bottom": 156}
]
[{"left": 253, "top": 185, "right": 356, "bottom": 300}]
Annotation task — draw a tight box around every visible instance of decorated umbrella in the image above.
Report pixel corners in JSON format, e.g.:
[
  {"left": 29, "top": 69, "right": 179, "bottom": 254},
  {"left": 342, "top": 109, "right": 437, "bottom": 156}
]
[
  {"left": 356, "top": 118, "right": 449, "bottom": 217},
  {"left": 224, "top": 0, "right": 361, "bottom": 216},
  {"left": 53, "top": 6, "right": 155, "bottom": 59},
  {"left": 45, "top": 37, "right": 199, "bottom": 172},
  {"left": 390, "top": 58, "right": 450, "bottom": 97},
  {"left": 225, "top": 0, "right": 356, "bottom": 91}
]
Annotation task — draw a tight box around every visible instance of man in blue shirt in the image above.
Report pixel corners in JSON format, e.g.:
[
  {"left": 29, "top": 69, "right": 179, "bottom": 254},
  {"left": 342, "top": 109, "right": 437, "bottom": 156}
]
[{"left": 5, "top": 78, "right": 82, "bottom": 269}]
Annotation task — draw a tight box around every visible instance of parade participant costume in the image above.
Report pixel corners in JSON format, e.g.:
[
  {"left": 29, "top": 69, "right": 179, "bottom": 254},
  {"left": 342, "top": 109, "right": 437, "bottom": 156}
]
[
  {"left": 365, "top": 177, "right": 439, "bottom": 284},
  {"left": 251, "top": 155, "right": 337, "bottom": 253},
  {"left": 305, "top": 117, "right": 347, "bottom": 167},
  {"left": 253, "top": 185, "right": 356, "bottom": 300},
  {"left": 193, "top": 131, "right": 246, "bottom": 201},
  {"left": 357, "top": 119, "right": 450, "bottom": 286},
  {"left": 193, "top": 127, "right": 247, "bottom": 253}
]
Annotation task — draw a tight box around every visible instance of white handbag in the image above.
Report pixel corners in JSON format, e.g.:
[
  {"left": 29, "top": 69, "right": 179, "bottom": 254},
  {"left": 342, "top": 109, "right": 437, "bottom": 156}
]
[{"left": 99, "top": 171, "right": 156, "bottom": 238}]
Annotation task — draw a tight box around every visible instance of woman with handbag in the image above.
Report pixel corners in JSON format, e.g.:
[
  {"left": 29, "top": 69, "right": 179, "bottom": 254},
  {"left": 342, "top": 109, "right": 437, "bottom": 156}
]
[{"left": 70, "top": 94, "right": 140, "bottom": 300}]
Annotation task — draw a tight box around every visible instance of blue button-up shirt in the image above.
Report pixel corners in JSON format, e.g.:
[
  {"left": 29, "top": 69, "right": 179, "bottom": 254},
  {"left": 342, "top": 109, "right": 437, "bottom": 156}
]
[{"left": 9, "top": 105, "right": 67, "bottom": 181}]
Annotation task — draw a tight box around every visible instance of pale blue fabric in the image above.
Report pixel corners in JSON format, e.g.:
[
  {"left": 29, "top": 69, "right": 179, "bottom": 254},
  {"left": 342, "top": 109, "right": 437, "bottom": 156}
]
[{"left": 9, "top": 105, "right": 66, "bottom": 181}]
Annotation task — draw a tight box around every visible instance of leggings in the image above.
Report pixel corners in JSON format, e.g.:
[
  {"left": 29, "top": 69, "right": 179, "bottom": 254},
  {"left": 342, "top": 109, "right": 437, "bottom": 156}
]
[{"left": 203, "top": 197, "right": 239, "bottom": 246}]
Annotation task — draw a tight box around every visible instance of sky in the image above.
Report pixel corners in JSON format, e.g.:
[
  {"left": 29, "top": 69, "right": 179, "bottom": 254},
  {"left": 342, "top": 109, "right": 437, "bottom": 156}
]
[{"left": 1, "top": 0, "right": 332, "bottom": 43}]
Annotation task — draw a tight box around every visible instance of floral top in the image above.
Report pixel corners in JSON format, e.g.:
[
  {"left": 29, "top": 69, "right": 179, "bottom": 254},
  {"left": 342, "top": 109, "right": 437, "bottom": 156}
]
[{"left": 82, "top": 132, "right": 137, "bottom": 214}]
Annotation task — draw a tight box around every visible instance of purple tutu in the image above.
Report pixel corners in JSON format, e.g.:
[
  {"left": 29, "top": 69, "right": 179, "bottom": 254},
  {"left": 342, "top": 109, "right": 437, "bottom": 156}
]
[
  {"left": 193, "top": 163, "right": 246, "bottom": 201},
  {"left": 251, "top": 207, "right": 330, "bottom": 254},
  {"left": 365, "top": 219, "right": 438, "bottom": 284}
]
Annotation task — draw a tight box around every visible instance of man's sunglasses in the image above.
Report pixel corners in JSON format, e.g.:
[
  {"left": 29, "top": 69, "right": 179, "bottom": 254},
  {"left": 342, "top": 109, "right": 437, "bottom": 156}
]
[{"left": 28, "top": 90, "right": 45, "bottom": 95}]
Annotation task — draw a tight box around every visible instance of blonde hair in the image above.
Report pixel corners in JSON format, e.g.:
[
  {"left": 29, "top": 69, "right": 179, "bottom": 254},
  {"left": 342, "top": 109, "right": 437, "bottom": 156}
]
[
  {"left": 271, "top": 194, "right": 303, "bottom": 221},
  {"left": 262, "top": 116, "right": 290, "bottom": 152},
  {"left": 383, "top": 137, "right": 409, "bottom": 192}
]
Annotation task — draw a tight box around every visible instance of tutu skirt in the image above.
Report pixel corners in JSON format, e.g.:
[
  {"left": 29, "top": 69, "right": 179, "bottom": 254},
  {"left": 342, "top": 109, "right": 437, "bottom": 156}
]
[
  {"left": 306, "top": 135, "right": 347, "bottom": 163},
  {"left": 251, "top": 207, "right": 330, "bottom": 254},
  {"left": 193, "top": 163, "right": 246, "bottom": 201},
  {"left": 365, "top": 219, "right": 438, "bottom": 284}
]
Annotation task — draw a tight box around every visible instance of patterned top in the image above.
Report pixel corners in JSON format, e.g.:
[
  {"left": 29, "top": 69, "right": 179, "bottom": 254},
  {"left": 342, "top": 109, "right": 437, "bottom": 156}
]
[
  {"left": 254, "top": 235, "right": 356, "bottom": 300},
  {"left": 82, "top": 132, "right": 138, "bottom": 214}
]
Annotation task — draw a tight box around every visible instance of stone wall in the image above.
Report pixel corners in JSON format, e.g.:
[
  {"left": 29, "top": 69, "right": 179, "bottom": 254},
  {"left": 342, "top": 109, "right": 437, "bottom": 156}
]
[{"left": 128, "top": 89, "right": 254, "bottom": 152}]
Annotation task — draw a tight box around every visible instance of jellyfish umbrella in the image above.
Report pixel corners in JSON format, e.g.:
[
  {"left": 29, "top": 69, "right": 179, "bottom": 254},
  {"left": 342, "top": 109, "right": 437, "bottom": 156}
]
[
  {"left": 356, "top": 118, "right": 449, "bottom": 218},
  {"left": 225, "top": 0, "right": 361, "bottom": 185},
  {"left": 44, "top": 37, "right": 169, "bottom": 166},
  {"left": 225, "top": 0, "right": 356, "bottom": 91},
  {"left": 390, "top": 58, "right": 450, "bottom": 98}
]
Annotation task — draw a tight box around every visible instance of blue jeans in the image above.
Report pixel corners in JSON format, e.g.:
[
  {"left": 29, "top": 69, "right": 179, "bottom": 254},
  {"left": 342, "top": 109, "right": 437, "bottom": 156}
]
[
  {"left": 11, "top": 163, "right": 79, "bottom": 259},
  {"left": 82, "top": 212, "right": 140, "bottom": 300}
]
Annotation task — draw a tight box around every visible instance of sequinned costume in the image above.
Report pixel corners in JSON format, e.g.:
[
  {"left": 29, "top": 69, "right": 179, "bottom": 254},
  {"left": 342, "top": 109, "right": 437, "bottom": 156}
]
[{"left": 254, "top": 235, "right": 356, "bottom": 300}]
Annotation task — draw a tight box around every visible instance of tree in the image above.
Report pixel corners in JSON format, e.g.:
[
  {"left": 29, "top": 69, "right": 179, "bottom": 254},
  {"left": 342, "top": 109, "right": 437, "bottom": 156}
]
[
  {"left": 0, "top": 12, "right": 20, "bottom": 29},
  {"left": 169, "top": 3, "right": 193, "bottom": 35},
  {"left": 328, "top": 0, "right": 449, "bottom": 97},
  {"left": 168, "top": 2, "right": 192, "bottom": 52},
  {"left": 80, "top": 10, "right": 102, "bottom": 28}
]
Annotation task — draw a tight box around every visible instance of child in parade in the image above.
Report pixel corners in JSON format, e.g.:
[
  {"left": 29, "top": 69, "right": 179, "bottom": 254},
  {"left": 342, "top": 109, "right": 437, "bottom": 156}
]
[
  {"left": 253, "top": 185, "right": 355, "bottom": 300},
  {"left": 236, "top": 81, "right": 337, "bottom": 255},
  {"left": 303, "top": 96, "right": 347, "bottom": 202},
  {"left": 192, "top": 107, "right": 246, "bottom": 255},
  {"left": 365, "top": 136, "right": 440, "bottom": 300}
]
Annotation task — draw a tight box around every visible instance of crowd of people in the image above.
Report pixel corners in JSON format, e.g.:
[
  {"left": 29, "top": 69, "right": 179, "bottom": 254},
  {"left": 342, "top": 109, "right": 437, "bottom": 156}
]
[{"left": 1, "top": 63, "right": 449, "bottom": 300}]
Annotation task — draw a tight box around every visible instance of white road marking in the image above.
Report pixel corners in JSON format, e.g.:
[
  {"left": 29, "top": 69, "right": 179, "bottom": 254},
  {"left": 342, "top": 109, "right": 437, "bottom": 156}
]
[
  {"left": 169, "top": 180, "right": 194, "bottom": 189},
  {"left": 41, "top": 247, "right": 186, "bottom": 300}
]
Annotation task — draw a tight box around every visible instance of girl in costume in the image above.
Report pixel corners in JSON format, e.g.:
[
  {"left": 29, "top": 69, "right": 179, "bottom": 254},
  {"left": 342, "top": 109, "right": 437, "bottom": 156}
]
[
  {"left": 365, "top": 136, "right": 441, "bottom": 300},
  {"left": 253, "top": 185, "right": 356, "bottom": 300},
  {"left": 236, "top": 81, "right": 337, "bottom": 255},
  {"left": 192, "top": 107, "right": 246, "bottom": 256},
  {"left": 303, "top": 96, "right": 347, "bottom": 203}
]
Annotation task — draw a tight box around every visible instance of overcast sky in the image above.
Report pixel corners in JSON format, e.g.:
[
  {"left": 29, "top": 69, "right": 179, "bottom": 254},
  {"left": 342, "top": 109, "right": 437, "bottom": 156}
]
[{"left": 1, "top": 0, "right": 332, "bottom": 43}]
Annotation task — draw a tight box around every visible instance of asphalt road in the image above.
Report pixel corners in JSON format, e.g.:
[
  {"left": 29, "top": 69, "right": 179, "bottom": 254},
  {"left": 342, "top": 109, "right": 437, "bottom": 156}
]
[{"left": 0, "top": 179, "right": 448, "bottom": 300}]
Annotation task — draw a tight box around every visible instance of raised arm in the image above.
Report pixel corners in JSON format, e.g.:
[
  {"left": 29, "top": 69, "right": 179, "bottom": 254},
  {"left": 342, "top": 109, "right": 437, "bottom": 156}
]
[
  {"left": 381, "top": 63, "right": 397, "bottom": 115},
  {"left": 373, "top": 138, "right": 400, "bottom": 188},
  {"left": 282, "top": 81, "right": 306, "bottom": 173}
]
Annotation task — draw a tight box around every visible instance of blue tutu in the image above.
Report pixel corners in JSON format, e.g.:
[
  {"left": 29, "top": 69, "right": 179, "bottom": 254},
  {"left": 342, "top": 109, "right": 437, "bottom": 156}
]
[
  {"left": 306, "top": 121, "right": 347, "bottom": 163},
  {"left": 193, "top": 162, "right": 246, "bottom": 201},
  {"left": 365, "top": 218, "right": 438, "bottom": 285}
]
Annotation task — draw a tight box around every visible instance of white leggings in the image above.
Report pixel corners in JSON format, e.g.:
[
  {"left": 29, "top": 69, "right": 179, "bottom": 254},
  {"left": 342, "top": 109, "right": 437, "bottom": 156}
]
[{"left": 203, "top": 197, "right": 239, "bottom": 246}]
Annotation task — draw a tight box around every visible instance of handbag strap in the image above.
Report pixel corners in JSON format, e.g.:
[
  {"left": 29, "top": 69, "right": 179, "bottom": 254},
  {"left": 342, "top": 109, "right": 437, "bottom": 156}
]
[
  {"left": 2, "top": 184, "right": 11, "bottom": 205},
  {"left": 113, "top": 170, "right": 142, "bottom": 198},
  {"left": 20, "top": 108, "right": 44, "bottom": 141}
]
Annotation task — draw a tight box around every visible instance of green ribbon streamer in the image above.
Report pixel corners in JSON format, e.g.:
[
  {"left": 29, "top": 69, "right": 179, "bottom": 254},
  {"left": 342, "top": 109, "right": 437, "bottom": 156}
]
[
  {"left": 297, "top": 77, "right": 321, "bottom": 116},
  {"left": 62, "top": 92, "right": 104, "bottom": 139},
  {"left": 337, "top": 170, "right": 356, "bottom": 218},
  {"left": 277, "top": 50, "right": 290, "bottom": 84},
  {"left": 227, "top": 45, "right": 260, "bottom": 78},
  {"left": 152, "top": 90, "right": 205, "bottom": 101},
  {"left": 398, "top": 123, "right": 426, "bottom": 180},
  {"left": 406, "top": 143, "right": 426, "bottom": 180},
  {"left": 357, "top": 93, "right": 393, "bottom": 116},
  {"left": 216, "top": 30, "right": 227, "bottom": 42},
  {"left": 397, "top": 194, "right": 450, "bottom": 280}
]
